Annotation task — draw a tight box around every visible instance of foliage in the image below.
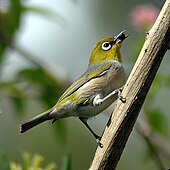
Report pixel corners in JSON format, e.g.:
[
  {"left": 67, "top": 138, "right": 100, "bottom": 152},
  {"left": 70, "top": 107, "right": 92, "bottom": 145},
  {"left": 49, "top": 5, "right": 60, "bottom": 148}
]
[
  {"left": 0, "top": 151, "right": 72, "bottom": 170},
  {"left": 0, "top": 152, "right": 10, "bottom": 170},
  {"left": 0, "top": 0, "right": 67, "bottom": 113},
  {"left": 0, "top": 0, "right": 70, "bottom": 169},
  {"left": 60, "top": 154, "right": 72, "bottom": 170},
  {"left": 129, "top": 3, "right": 170, "bottom": 168},
  {"left": 10, "top": 152, "right": 57, "bottom": 170},
  {"left": 0, "top": 0, "right": 69, "bottom": 140},
  {"left": 0, "top": 1, "right": 170, "bottom": 170}
]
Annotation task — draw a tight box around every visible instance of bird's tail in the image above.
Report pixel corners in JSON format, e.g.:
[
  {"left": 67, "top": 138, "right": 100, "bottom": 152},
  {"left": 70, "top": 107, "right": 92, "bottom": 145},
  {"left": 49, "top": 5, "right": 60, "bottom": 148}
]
[{"left": 20, "top": 108, "right": 54, "bottom": 133}]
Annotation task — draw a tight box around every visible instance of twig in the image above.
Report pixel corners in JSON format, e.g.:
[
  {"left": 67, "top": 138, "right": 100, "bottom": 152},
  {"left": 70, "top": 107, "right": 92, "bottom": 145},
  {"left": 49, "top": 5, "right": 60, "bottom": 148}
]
[
  {"left": 10, "top": 44, "right": 70, "bottom": 87},
  {"left": 89, "top": 0, "right": 170, "bottom": 169},
  {"left": 136, "top": 120, "right": 169, "bottom": 170}
]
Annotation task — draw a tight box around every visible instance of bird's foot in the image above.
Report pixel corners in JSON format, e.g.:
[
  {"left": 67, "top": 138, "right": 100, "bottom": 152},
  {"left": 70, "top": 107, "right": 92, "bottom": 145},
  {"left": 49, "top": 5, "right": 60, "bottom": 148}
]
[
  {"left": 96, "top": 136, "right": 103, "bottom": 148},
  {"left": 118, "top": 86, "right": 126, "bottom": 103}
]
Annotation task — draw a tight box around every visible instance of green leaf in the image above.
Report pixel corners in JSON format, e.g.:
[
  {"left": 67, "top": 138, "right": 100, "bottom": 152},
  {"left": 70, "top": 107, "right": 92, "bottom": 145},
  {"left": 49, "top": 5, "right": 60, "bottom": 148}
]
[
  {"left": 53, "top": 119, "right": 67, "bottom": 144},
  {"left": 162, "top": 75, "right": 170, "bottom": 87},
  {"left": 41, "top": 86, "right": 63, "bottom": 107},
  {"left": 23, "top": 6, "right": 58, "bottom": 17},
  {"left": 0, "top": 0, "right": 23, "bottom": 63},
  {"left": 146, "top": 109, "right": 168, "bottom": 135},
  {"left": 128, "top": 34, "right": 145, "bottom": 61},
  {"left": 0, "top": 82, "right": 22, "bottom": 97},
  {"left": 10, "top": 152, "right": 57, "bottom": 170},
  {"left": 0, "top": 43, "right": 7, "bottom": 64},
  {"left": 0, "top": 151, "right": 10, "bottom": 170},
  {"left": 4, "top": 0, "right": 23, "bottom": 37},
  {"left": 142, "top": 146, "right": 152, "bottom": 163},
  {"left": 16, "top": 67, "right": 65, "bottom": 107},
  {"left": 23, "top": 6, "right": 66, "bottom": 25},
  {"left": 10, "top": 96, "right": 24, "bottom": 115},
  {"left": 147, "top": 75, "right": 163, "bottom": 102},
  {"left": 61, "top": 154, "right": 72, "bottom": 170},
  {"left": 16, "top": 68, "right": 56, "bottom": 86},
  {"left": 148, "top": 74, "right": 170, "bottom": 100},
  {"left": 0, "top": 82, "right": 24, "bottom": 114}
]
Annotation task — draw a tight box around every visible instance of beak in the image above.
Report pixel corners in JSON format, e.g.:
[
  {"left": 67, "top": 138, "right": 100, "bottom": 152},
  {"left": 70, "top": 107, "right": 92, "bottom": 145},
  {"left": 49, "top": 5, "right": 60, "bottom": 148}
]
[{"left": 114, "top": 30, "right": 129, "bottom": 44}]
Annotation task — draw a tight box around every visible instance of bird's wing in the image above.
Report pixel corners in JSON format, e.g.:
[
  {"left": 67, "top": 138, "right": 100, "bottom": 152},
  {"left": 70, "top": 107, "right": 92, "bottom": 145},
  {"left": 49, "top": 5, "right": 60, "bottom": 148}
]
[{"left": 58, "top": 62, "right": 113, "bottom": 102}]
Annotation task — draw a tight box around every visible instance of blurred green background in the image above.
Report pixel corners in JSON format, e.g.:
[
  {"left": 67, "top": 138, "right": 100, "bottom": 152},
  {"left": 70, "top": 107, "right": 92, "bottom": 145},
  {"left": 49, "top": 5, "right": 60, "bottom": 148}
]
[{"left": 0, "top": 0, "right": 170, "bottom": 170}]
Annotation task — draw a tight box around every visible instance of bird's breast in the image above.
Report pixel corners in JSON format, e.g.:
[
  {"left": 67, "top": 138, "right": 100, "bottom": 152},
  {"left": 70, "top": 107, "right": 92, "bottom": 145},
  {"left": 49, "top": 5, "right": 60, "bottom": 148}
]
[{"left": 73, "top": 63, "right": 125, "bottom": 117}]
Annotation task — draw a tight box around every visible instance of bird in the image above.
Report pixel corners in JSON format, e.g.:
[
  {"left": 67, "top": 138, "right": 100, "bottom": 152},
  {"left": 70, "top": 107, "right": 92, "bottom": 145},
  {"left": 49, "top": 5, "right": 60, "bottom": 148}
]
[{"left": 20, "top": 31, "right": 128, "bottom": 147}]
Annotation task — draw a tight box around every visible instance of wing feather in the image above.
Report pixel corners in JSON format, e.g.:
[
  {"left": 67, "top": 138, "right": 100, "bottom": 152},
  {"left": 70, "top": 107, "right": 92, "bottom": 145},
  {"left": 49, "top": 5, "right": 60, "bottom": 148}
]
[{"left": 57, "top": 62, "right": 113, "bottom": 102}]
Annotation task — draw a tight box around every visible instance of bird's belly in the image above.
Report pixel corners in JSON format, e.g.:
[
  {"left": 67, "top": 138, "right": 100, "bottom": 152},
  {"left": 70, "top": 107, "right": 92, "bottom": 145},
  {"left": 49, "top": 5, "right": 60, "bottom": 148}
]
[
  {"left": 74, "top": 64, "right": 125, "bottom": 118},
  {"left": 75, "top": 75, "right": 120, "bottom": 118},
  {"left": 76, "top": 94, "right": 118, "bottom": 118}
]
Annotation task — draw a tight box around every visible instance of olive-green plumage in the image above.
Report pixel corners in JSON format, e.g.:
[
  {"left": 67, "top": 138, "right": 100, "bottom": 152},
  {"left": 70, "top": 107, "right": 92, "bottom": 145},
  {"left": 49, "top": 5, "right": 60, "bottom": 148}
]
[
  {"left": 89, "top": 37, "right": 122, "bottom": 64},
  {"left": 20, "top": 31, "right": 127, "bottom": 143}
]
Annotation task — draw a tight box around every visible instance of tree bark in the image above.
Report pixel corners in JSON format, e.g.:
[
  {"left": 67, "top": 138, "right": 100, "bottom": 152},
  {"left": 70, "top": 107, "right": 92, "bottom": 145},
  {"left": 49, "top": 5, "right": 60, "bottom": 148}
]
[{"left": 89, "top": 0, "right": 170, "bottom": 169}]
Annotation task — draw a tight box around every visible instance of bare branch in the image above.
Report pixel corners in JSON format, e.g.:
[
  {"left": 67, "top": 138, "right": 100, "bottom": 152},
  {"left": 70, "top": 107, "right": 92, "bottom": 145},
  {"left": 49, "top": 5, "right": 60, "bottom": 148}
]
[
  {"left": 136, "top": 121, "right": 170, "bottom": 159},
  {"left": 136, "top": 121, "right": 168, "bottom": 170},
  {"left": 90, "top": 0, "right": 170, "bottom": 169},
  {"left": 10, "top": 44, "right": 70, "bottom": 87}
]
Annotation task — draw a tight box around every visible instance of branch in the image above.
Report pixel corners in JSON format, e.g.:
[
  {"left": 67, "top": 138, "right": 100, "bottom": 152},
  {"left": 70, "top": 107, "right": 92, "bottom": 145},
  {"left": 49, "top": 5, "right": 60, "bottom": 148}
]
[
  {"left": 10, "top": 44, "right": 70, "bottom": 87},
  {"left": 90, "top": 1, "right": 170, "bottom": 169},
  {"left": 136, "top": 120, "right": 170, "bottom": 167},
  {"left": 138, "top": 122, "right": 170, "bottom": 159}
]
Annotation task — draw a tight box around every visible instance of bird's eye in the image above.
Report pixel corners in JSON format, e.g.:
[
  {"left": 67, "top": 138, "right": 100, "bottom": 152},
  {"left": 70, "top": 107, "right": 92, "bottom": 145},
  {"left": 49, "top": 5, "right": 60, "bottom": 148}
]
[{"left": 101, "top": 42, "right": 112, "bottom": 51}]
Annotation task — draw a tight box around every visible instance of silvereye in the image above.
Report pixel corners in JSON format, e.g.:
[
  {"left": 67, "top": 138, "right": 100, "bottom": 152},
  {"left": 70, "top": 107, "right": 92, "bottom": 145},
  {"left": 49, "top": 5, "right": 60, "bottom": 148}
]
[{"left": 20, "top": 31, "right": 128, "bottom": 147}]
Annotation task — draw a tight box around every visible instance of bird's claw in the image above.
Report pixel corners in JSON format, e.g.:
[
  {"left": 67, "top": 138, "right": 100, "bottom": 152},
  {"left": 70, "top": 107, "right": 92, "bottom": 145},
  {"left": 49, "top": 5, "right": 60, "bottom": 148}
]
[
  {"left": 96, "top": 137, "right": 103, "bottom": 148},
  {"left": 52, "top": 119, "right": 57, "bottom": 124},
  {"left": 93, "top": 94, "right": 102, "bottom": 106},
  {"left": 119, "top": 95, "right": 126, "bottom": 103},
  {"left": 118, "top": 86, "right": 126, "bottom": 103}
]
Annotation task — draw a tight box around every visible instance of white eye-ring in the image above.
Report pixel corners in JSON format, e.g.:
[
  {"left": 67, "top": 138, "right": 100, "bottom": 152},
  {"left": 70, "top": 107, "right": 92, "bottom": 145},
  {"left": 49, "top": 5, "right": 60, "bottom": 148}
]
[{"left": 101, "top": 42, "right": 112, "bottom": 51}]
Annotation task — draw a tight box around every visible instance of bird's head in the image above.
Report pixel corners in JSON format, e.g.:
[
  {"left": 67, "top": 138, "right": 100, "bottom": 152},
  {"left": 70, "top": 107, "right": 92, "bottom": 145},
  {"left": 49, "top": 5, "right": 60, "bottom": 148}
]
[{"left": 89, "top": 31, "right": 128, "bottom": 65}]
